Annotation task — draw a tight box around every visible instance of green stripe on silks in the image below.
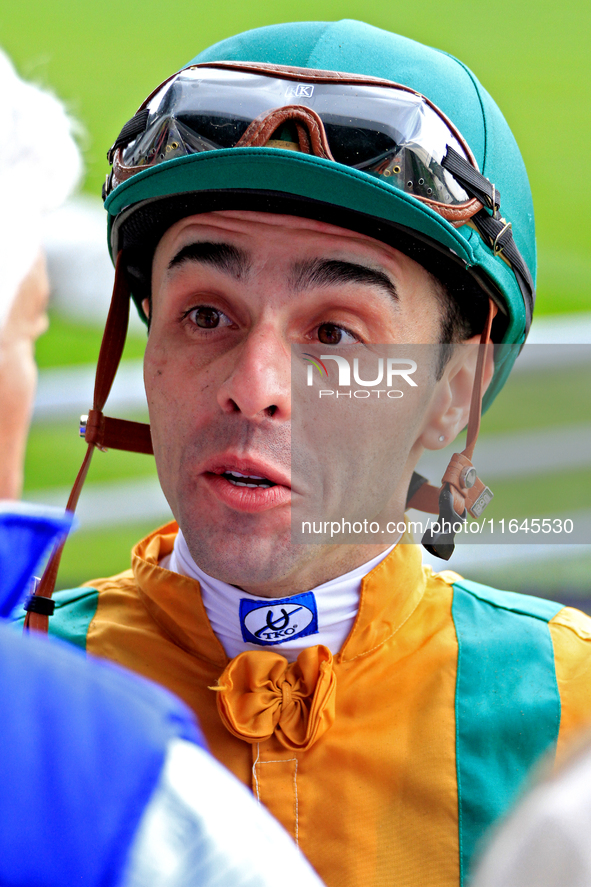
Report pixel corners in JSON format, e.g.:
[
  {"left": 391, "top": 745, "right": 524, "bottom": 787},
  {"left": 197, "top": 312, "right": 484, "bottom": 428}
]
[
  {"left": 12, "top": 587, "right": 99, "bottom": 651},
  {"left": 451, "top": 579, "right": 563, "bottom": 885},
  {"left": 49, "top": 587, "right": 99, "bottom": 650}
]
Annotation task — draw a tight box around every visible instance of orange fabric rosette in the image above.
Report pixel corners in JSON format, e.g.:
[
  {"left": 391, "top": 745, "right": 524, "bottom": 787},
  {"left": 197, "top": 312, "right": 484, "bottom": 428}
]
[{"left": 213, "top": 645, "right": 337, "bottom": 751}]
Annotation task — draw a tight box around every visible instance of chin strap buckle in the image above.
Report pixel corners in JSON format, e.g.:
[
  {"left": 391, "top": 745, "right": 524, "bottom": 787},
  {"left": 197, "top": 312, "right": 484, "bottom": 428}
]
[{"left": 419, "top": 454, "right": 494, "bottom": 560}]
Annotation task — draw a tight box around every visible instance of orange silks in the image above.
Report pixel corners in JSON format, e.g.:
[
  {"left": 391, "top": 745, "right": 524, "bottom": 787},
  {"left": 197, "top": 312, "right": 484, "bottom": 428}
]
[{"left": 214, "top": 645, "right": 337, "bottom": 751}]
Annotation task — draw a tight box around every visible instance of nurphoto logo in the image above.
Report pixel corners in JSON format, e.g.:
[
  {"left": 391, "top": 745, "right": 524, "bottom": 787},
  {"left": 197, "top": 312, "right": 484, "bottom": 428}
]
[
  {"left": 305, "top": 353, "right": 418, "bottom": 399},
  {"left": 303, "top": 353, "right": 329, "bottom": 378}
]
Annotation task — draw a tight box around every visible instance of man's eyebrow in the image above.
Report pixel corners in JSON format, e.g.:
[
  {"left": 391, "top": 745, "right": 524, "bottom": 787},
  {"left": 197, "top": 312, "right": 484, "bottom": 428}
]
[
  {"left": 167, "top": 241, "right": 251, "bottom": 279},
  {"left": 290, "top": 258, "right": 399, "bottom": 302}
]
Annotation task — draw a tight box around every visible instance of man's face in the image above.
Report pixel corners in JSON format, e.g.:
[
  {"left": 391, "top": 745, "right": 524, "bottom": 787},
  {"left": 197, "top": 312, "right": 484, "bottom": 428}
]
[{"left": 146, "top": 211, "right": 452, "bottom": 595}]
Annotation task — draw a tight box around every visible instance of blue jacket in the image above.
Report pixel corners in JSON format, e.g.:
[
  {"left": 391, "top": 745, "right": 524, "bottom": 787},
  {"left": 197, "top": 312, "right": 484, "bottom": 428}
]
[{"left": 0, "top": 621, "right": 204, "bottom": 886}]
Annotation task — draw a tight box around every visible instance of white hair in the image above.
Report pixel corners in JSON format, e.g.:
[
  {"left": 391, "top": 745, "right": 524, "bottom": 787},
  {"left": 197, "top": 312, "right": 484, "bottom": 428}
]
[{"left": 0, "top": 50, "right": 82, "bottom": 327}]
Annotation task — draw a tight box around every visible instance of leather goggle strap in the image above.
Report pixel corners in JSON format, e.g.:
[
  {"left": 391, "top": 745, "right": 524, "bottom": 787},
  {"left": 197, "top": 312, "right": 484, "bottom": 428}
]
[
  {"left": 406, "top": 299, "right": 496, "bottom": 517},
  {"left": 24, "top": 255, "right": 153, "bottom": 634}
]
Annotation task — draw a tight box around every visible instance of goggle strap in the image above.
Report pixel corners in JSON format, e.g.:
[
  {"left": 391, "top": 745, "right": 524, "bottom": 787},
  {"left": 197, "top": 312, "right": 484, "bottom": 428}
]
[
  {"left": 471, "top": 210, "right": 534, "bottom": 329},
  {"left": 108, "top": 109, "right": 149, "bottom": 164},
  {"left": 442, "top": 147, "right": 500, "bottom": 212},
  {"left": 443, "top": 148, "right": 535, "bottom": 329}
]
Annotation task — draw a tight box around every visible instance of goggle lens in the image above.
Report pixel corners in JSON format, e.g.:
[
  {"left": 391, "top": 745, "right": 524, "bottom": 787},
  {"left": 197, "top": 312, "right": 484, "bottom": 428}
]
[{"left": 120, "top": 66, "right": 471, "bottom": 207}]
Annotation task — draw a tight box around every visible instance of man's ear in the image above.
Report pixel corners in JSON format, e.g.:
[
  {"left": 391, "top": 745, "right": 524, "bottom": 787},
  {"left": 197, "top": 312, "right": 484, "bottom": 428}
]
[
  {"left": 418, "top": 334, "right": 495, "bottom": 450},
  {"left": 141, "top": 298, "right": 150, "bottom": 320}
]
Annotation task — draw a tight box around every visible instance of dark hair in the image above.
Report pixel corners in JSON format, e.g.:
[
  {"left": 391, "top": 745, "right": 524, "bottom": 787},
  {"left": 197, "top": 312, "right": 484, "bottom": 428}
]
[{"left": 429, "top": 270, "right": 490, "bottom": 379}]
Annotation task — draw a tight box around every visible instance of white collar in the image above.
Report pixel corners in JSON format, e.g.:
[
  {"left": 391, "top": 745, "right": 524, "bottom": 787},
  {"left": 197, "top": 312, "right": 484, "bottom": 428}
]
[{"left": 162, "top": 531, "right": 396, "bottom": 662}]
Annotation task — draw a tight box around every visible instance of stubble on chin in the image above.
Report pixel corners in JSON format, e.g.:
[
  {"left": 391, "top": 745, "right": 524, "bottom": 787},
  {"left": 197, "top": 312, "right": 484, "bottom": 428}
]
[{"left": 179, "top": 512, "right": 320, "bottom": 590}]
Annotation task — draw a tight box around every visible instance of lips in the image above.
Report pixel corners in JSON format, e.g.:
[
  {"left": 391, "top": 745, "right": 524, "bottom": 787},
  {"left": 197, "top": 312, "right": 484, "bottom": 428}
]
[
  {"left": 200, "top": 456, "right": 291, "bottom": 513},
  {"left": 202, "top": 456, "right": 290, "bottom": 487}
]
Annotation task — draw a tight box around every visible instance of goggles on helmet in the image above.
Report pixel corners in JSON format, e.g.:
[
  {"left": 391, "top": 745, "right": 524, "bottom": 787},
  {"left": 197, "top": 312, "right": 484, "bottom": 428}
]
[
  {"left": 107, "top": 63, "right": 483, "bottom": 220},
  {"left": 105, "top": 62, "right": 534, "bottom": 325}
]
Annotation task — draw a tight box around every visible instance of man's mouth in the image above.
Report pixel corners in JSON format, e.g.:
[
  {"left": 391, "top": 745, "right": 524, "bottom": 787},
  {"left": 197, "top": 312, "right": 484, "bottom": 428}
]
[
  {"left": 221, "top": 470, "right": 277, "bottom": 490},
  {"left": 199, "top": 458, "right": 290, "bottom": 514}
]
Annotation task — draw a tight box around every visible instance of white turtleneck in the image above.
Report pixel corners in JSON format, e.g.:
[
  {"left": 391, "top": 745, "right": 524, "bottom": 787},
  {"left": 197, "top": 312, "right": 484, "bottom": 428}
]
[{"left": 160, "top": 530, "right": 397, "bottom": 662}]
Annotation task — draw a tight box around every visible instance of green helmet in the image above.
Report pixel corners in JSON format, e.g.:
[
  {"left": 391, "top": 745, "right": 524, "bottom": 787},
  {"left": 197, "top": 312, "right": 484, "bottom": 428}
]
[{"left": 104, "top": 20, "right": 536, "bottom": 410}]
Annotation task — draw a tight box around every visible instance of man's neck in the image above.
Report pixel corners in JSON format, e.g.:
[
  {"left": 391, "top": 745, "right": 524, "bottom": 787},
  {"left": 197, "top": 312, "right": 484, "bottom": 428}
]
[{"left": 237, "top": 543, "right": 395, "bottom": 598}]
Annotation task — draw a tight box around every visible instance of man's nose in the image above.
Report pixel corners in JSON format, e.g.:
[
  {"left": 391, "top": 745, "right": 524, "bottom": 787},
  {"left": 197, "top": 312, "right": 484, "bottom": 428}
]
[{"left": 216, "top": 328, "right": 291, "bottom": 421}]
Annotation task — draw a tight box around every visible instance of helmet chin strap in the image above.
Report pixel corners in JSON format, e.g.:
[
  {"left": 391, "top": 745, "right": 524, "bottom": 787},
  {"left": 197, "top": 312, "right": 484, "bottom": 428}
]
[
  {"left": 24, "top": 255, "right": 153, "bottom": 634},
  {"left": 408, "top": 299, "right": 497, "bottom": 559},
  {"left": 24, "top": 264, "right": 496, "bottom": 632}
]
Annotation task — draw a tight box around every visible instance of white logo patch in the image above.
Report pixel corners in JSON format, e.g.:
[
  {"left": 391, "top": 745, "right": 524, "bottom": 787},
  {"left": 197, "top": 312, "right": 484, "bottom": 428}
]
[{"left": 239, "top": 591, "right": 319, "bottom": 646}]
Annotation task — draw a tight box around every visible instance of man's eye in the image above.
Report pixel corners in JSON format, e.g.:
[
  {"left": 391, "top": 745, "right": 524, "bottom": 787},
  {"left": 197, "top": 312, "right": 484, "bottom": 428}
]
[
  {"left": 316, "top": 323, "right": 357, "bottom": 345},
  {"left": 187, "top": 306, "right": 231, "bottom": 329}
]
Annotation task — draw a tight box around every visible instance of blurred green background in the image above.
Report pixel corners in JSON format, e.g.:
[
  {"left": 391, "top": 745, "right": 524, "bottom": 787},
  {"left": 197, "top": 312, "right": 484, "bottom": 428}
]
[{"left": 1, "top": 0, "right": 589, "bottom": 593}]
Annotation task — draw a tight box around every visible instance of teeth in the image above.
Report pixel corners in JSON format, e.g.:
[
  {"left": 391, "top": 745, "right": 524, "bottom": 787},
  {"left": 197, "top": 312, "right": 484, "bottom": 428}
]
[
  {"left": 227, "top": 478, "right": 272, "bottom": 489},
  {"left": 222, "top": 470, "right": 274, "bottom": 489}
]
